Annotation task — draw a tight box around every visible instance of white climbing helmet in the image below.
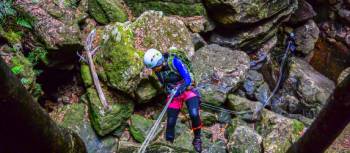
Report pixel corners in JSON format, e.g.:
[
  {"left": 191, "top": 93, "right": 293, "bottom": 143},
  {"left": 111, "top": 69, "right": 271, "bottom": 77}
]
[{"left": 144, "top": 48, "right": 164, "bottom": 68}]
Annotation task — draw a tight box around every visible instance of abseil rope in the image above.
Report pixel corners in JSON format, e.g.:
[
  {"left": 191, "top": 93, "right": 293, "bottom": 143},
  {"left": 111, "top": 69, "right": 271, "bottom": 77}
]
[
  {"left": 138, "top": 89, "right": 177, "bottom": 153},
  {"left": 254, "top": 34, "right": 295, "bottom": 117},
  {"left": 201, "top": 102, "right": 252, "bottom": 115}
]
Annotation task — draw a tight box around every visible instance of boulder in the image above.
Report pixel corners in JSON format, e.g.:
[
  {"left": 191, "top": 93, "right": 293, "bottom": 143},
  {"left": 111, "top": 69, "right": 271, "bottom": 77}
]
[
  {"left": 242, "top": 70, "right": 271, "bottom": 102},
  {"left": 129, "top": 115, "right": 160, "bottom": 143},
  {"left": 124, "top": 0, "right": 206, "bottom": 17},
  {"left": 50, "top": 103, "right": 118, "bottom": 153},
  {"left": 227, "top": 94, "right": 258, "bottom": 112},
  {"left": 192, "top": 33, "right": 207, "bottom": 51},
  {"left": 131, "top": 11, "right": 195, "bottom": 58},
  {"left": 192, "top": 44, "right": 250, "bottom": 106},
  {"left": 209, "top": 1, "right": 296, "bottom": 51},
  {"left": 117, "top": 141, "right": 140, "bottom": 153},
  {"left": 200, "top": 111, "right": 218, "bottom": 126},
  {"left": 134, "top": 78, "right": 159, "bottom": 103},
  {"left": 13, "top": 0, "right": 82, "bottom": 67},
  {"left": 257, "top": 110, "right": 305, "bottom": 153},
  {"left": 227, "top": 126, "right": 262, "bottom": 153},
  {"left": 288, "top": 57, "right": 335, "bottom": 117},
  {"left": 295, "top": 20, "right": 320, "bottom": 55},
  {"left": 203, "top": 140, "right": 226, "bottom": 153},
  {"left": 289, "top": 0, "right": 317, "bottom": 24},
  {"left": 86, "top": 87, "right": 134, "bottom": 136},
  {"left": 175, "top": 16, "right": 215, "bottom": 33},
  {"left": 88, "top": 0, "right": 128, "bottom": 24},
  {"left": 94, "top": 22, "right": 144, "bottom": 94},
  {"left": 203, "top": 0, "right": 297, "bottom": 26},
  {"left": 338, "top": 8, "right": 350, "bottom": 24},
  {"left": 153, "top": 122, "right": 194, "bottom": 152}
]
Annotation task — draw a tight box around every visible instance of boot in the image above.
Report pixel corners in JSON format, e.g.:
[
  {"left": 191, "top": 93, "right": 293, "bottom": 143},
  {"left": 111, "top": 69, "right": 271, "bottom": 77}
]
[{"left": 192, "top": 138, "right": 202, "bottom": 153}]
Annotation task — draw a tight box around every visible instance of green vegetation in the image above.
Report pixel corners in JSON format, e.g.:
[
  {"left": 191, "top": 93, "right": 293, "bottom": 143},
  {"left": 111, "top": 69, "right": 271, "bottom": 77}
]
[
  {"left": 28, "top": 47, "right": 49, "bottom": 65},
  {"left": 0, "top": 0, "right": 16, "bottom": 24}
]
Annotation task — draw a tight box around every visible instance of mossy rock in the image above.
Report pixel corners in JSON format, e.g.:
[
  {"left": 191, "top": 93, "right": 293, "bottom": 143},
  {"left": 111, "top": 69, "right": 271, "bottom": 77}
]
[
  {"left": 227, "top": 126, "right": 262, "bottom": 153},
  {"left": 203, "top": 0, "right": 297, "bottom": 25},
  {"left": 200, "top": 111, "right": 217, "bottom": 126},
  {"left": 50, "top": 103, "right": 119, "bottom": 153},
  {"left": 134, "top": 78, "right": 159, "bottom": 103},
  {"left": 0, "top": 27, "right": 22, "bottom": 45},
  {"left": 131, "top": 11, "right": 194, "bottom": 58},
  {"left": 129, "top": 114, "right": 156, "bottom": 143},
  {"left": 256, "top": 110, "right": 305, "bottom": 153},
  {"left": 88, "top": 0, "right": 128, "bottom": 24},
  {"left": 124, "top": 0, "right": 206, "bottom": 17},
  {"left": 95, "top": 22, "right": 144, "bottom": 94},
  {"left": 80, "top": 63, "right": 93, "bottom": 87},
  {"left": 87, "top": 87, "right": 134, "bottom": 136}
]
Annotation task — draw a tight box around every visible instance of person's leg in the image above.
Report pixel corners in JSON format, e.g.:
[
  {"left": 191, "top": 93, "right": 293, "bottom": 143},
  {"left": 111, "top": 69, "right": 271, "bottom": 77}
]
[
  {"left": 186, "top": 96, "right": 202, "bottom": 152},
  {"left": 165, "top": 108, "right": 180, "bottom": 142},
  {"left": 185, "top": 96, "right": 202, "bottom": 139}
]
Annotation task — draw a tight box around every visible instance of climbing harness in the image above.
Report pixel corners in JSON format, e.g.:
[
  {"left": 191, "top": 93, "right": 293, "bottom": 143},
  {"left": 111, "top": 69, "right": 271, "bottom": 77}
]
[
  {"left": 138, "top": 87, "right": 178, "bottom": 153},
  {"left": 253, "top": 32, "right": 296, "bottom": 119}
]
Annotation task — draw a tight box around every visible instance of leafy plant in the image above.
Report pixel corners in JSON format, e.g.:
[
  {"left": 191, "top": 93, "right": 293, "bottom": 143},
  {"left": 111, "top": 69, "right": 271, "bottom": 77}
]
[
  {"left": 0, "top": 0, "right": 16, "bottom": 24},
  {"left": 16, "top": 17, "right": 32, "bottom": 29},
  {"left": 28, "top": 47, "right": 49, "bottom": 65},
  {"left": 11, "top": 65, "right": 23, "bottom": 74}
]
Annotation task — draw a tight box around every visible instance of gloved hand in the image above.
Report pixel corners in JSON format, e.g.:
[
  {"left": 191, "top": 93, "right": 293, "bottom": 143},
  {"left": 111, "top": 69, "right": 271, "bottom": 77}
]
[{"left": 170, "top": 87, "right": 181, "bottom": 97}]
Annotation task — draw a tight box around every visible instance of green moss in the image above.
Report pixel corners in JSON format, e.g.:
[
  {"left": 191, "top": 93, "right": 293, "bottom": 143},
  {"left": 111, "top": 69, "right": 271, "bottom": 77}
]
[
  {"left": 0, "top": 27, "right": 22, "bottom": 44},
  {"left": 10, "top": 53, "right": 35, "bottom": 88},
  {"left": 125, "top": 1, "right": 206, "bottom": 17},
  {"left": 88, "top": 0, "right": 127, "bottom": 24},
  {"left": 129, "top": 115, "right": 154, "bottom": 142},
  {"left": 80, "top": 63, "right": 93, "bottom": 87},
  {"left": 87, "top": 87, "right": 134, "bottom": 136},
  {"left": 95, "top": 23, "right": 143, "bottom": 93},
  {"left": 62, "top": 103, "right": 86, "bottom": 127},
  {"left": 292, "top": 119, "right": 305, "bottom": 135}
]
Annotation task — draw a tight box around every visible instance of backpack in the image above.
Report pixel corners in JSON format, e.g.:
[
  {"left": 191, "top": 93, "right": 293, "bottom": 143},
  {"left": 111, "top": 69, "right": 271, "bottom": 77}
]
[{"left": 166, "top": 47, "right": 196, "bottom": 85}]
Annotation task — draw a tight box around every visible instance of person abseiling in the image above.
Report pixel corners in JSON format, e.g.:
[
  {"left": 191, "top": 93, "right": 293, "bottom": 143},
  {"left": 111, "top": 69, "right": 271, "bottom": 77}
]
[{"left": 143, "top": 48, "right": 202, "bottom": 153}]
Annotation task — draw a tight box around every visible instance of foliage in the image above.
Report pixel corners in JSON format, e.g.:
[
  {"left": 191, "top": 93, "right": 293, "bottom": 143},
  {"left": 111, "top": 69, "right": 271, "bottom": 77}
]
[
  {"left": 11, "top": 65, "right": 23, "bottom": 74},
  {"left": 28, "top": 47, "right": 49, "bottom": 65},
  {"left": 0, "top": 0, "right": 16, "bottom": 24},
  {"left": 16, "top": 17, "right": 33, "bottom": 29}
]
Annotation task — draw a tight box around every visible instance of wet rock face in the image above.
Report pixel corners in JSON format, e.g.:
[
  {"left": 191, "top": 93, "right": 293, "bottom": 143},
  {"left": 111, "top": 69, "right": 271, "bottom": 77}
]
[
  {"left": 295, "top": 20, "right": 320, "bottom": 55},
  {"left": 132, "top": 11, "right": 194, "bottom": 58},
  {"left": 227, "top": 126, "right": 262, "bottom": 153},
  {"left": 124, "top": 0, "right": 206, "bottom": 17},
  {"left": 203, "top": 0, "right": 297, "bottom": 26},
  {"left": 88, "top": 0, "right": 128, "bottom": 24},
  {"left": 50, "top": 103, "right": 118, "bottom": 153},
  {"left": 192, "top": 44, "right": 250, "bottom": 106}
]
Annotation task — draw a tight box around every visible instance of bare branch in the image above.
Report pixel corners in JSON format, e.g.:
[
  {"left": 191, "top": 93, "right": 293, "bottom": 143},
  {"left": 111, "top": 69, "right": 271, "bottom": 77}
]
[{"left": 85, "top": 29, "right": 110, "bottom": 109}]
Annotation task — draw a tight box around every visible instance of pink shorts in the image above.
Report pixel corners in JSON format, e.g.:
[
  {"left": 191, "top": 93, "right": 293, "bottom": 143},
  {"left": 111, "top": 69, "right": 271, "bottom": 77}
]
[{"left": 167, "top": 90, "right": 197, "bottom": 109}]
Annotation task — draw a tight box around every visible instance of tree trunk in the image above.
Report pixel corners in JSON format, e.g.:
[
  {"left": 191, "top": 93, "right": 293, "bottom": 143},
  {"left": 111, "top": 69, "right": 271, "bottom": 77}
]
[
  {"left": 0, "top": 58, "right": 87, "bottom": 153},
  {"left": 287, "top": 74, "right": 350, "bottom": 153}
]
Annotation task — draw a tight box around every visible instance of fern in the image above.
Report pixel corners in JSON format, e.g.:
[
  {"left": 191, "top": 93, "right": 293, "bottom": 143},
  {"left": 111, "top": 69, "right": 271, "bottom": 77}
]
[
  {"left": 16, "top": 18, "right": 32, "bottom": 29},
  {"left": 0, "top": 0, "right": 16, "bottom": 24}
]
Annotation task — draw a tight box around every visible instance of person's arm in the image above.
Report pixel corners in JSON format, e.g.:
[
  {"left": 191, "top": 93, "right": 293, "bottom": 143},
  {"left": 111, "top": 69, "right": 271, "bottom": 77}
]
[{"left": 172, "top": 57, "right": 191, "bottom": 95}]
